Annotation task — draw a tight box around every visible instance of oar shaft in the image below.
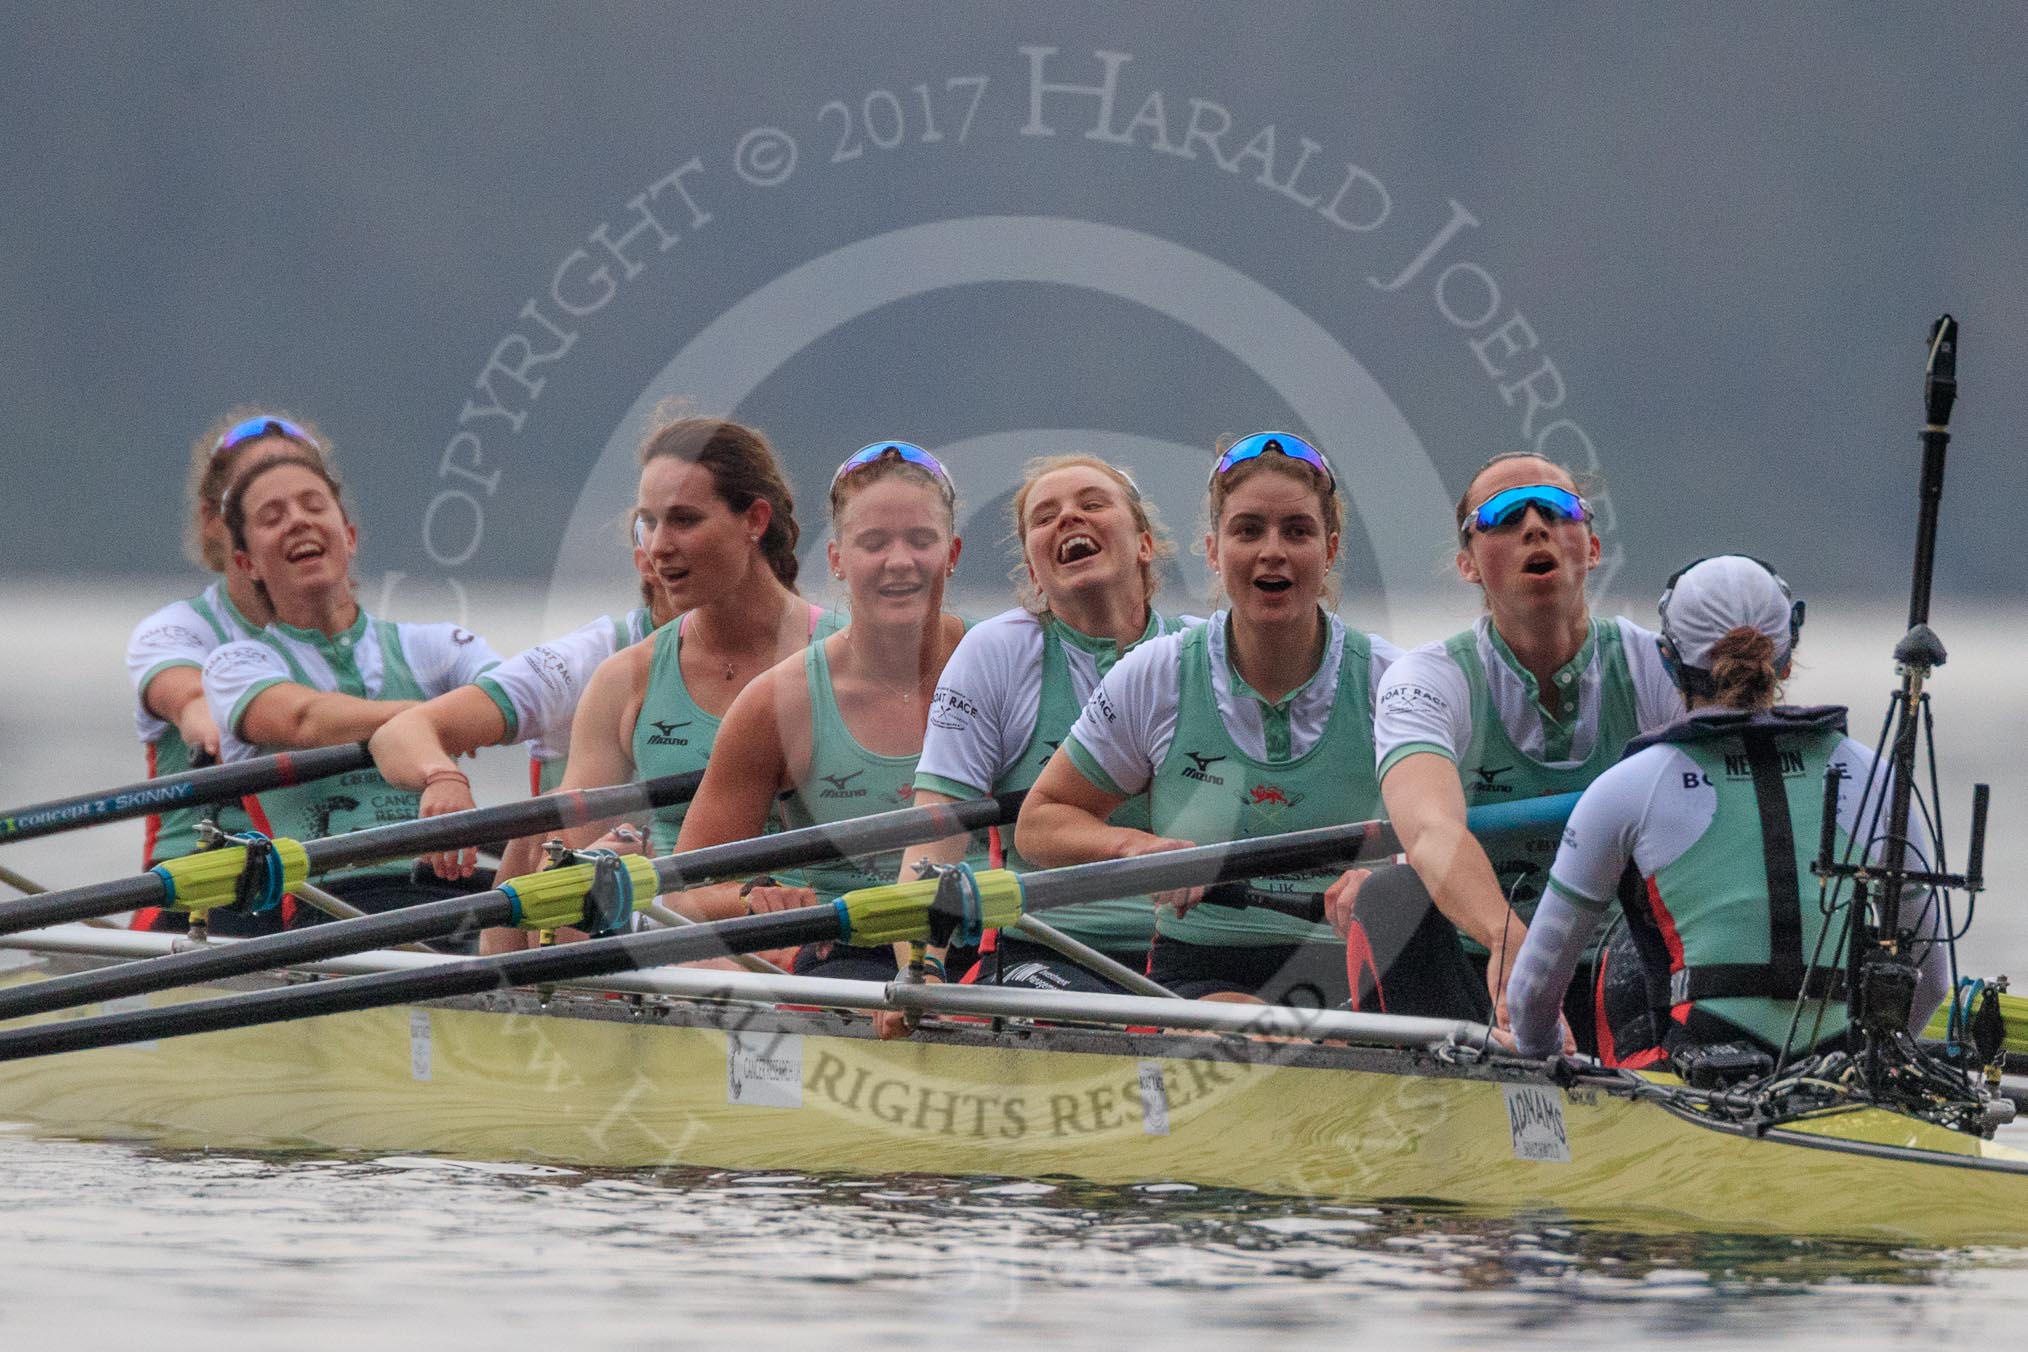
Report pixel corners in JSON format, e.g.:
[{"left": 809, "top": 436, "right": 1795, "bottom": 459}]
[
  {"left": 0, "top": 743, "right": 372, "bottom": 843},
  {"left": 647, "top": 792, "right": 1022, "bottom": 892},
  {"left": 0, "top": 771, "right": 704, "bottom": 939},
  {"left": 0, "top": 894, "right": 512, "bottom": 1023},
  {"left": 301, "top": 771, "right": 703, "bottom": 872},
  {"left": 0, "top": 791, "right": 1027, "bottom": 1038},
  {"left": 0, "top": 906, "right": 841, "bottom": 1061}
]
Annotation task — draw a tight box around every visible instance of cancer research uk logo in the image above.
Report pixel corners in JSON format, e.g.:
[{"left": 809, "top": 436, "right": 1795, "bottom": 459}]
[{"left": 412, "top": 39, "right": 1621, "bottom": 1162}]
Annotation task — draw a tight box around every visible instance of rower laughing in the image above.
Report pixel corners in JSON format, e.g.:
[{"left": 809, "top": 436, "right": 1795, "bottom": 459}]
[
  {"left": 125, "top": 412, "right": 335, "bottom": 919},
  {"left": 881, "top": 454, "right": 1190, "bottom": 1032},
  {"left": 1017, "top": 432, "right": 1401, "bottom": 1009},
  {"left": 199, "top": 451, "right": 502, "bottom": 920}
]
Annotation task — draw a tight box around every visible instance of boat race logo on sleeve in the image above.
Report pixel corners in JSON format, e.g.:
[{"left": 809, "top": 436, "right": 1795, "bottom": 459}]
[{"left": 405, "top": 38, "right": 1620, "bottom": 1161}]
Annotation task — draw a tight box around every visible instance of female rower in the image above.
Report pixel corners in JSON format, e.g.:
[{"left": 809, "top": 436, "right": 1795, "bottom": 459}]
[
  {"left": 1016, "top": 432, "right": 1405, "bottom": 1008},
  {"left": 892, "top": 454, "right": 1186, "bottom": 1010},
  {"left": 367, "top": 418, "right": 793, "bottom": 880},
  {"left": 125, "top": 412, "right": 333, "bottom": 873},
  {"left": 199, "top": 450, "right": 503, "bottom": 915},
  {"left": 1505, "top": 556, "right": 1949, "bottom": 1064},
  {"left": 368, "top": 524, "right": 672, "bottom": 837},
  {"left": 673, "top": 442, "right": 967, "bottom": 980},
  {"left": 458, "top": 417, "right": 833, "bottom": 952},
  {"left": 1364, "top": 453, "right": 1682, "bottom": 1035}
]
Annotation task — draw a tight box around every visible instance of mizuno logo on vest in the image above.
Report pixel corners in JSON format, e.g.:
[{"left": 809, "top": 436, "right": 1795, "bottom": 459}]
[
  {"left": 819, "top": 770, "right": 867, "bottom": 799},
  {"left": 646, "top": 720, "right": 691, "bottom": 745},
  {"left": 1182, "top": 751, "right": 1226, "bottom": 785},
  {"left": 1471, "top": 765, "right": 1515, "bottom": 793}
]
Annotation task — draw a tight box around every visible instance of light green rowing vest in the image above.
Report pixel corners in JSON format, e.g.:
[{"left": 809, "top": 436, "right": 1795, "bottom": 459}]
[
  {"left": 631, "top": 606, "right": 844, "bottom": 852},
  {"left": 1448, "top": 618, "right": 1640, "bottom": 929},
  {"left": 1641, "top": 720, "right": 1853, "bottom": 1050},
  {"left": 632, "top": 622, "right": 716, "bottom": 855},
  {"left": 995, "top": 613, "right": 1172, "bottom": 957},
  {"left": 778, "top": 631, "right": 979, "bottom": 902},
  {"left": 1150, "top": 622, "right": 1382, "bottom": 947},
  {"left": 146, "top": 584, "right": 258, "bottom": 864},
  {"left": 245, "top": 614, "right": 429, "bottom": 877}
]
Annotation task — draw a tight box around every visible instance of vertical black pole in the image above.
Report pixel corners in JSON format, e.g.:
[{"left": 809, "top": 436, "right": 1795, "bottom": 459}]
[
  {"left": 1878, "top": 316, "right": 1957, "bottom": 893},
  {"left": 1907, "top": 316, "right": 1957, "bottom": 630}
]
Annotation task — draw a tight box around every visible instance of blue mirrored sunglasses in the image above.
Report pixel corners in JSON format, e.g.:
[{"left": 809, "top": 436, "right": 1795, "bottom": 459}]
[
  {"left": 1462, "top": 483, "right": 1590, "bottom": 538},
  {"left": 214, "top": 416, "right": 319, "bottom": 457},
  {"left": 1208, "top": 432, "right": 1335, "bottom": 489},
  {"left": 829, "top": 442, "right": 955, "bottom": 501}
]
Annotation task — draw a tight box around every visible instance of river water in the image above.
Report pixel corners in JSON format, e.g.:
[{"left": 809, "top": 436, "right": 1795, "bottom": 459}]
[{"left": 1, "top": 581, "right": 2025, "bottom": 1347}]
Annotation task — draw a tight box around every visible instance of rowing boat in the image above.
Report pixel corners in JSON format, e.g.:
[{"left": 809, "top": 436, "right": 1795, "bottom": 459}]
[{"left": 2, "top": 925, "right": 2024, "bottom": 1245}]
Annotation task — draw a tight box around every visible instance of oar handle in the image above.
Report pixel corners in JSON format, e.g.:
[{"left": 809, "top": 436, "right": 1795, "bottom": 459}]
[
  {"left": 647, "top": 790, "right": 1024, "bottom": 892},
  {"left": 1198, "top": 882, "right": 1325, "bottom": 925},
  {"left": 302, "top": 771, "right": 705, "bottom": 872},
  {"left": 0, "top": 743, "right": 372, "bottom": 844}
]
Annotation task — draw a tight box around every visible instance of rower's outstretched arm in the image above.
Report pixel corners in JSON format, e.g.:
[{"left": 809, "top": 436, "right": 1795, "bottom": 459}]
[
  {"left": 370, "top": 687, "right": 510, "bottom": 791},
  {"left": 236, "top": 683, "right": 418, "bottom": 749},
  {"left": 1382, "top": 752, "right": 1533, "bottom": 1007}
]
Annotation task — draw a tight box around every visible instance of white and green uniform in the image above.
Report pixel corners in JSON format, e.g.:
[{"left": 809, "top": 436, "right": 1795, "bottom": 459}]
[
  {"left": 915, "top": 606, "right": 1192, "bottom": 957},
  {"left": 777, "top": 629, "right": 975, "bottom": 902},
  {"left": 125, "top": 582, "right": 262, "bottom": 865},
  {"left": 1374, "top": 615, "right": 1683, "bottom": 933},
  {"left": 1065, "top": 611, "right": 1400, "bottom": 948},
  {"left": 476, "top": 606, "right": 658, "bottom": 794},
  {"left": 203, "top": 612, "right": 501, "bottom": 876},
  {"left": 1509, "top": 707, "right": 1950, "bottom": 1056},
  {"left": 632, "top": 604, "right": 842, "bottom": 854}
]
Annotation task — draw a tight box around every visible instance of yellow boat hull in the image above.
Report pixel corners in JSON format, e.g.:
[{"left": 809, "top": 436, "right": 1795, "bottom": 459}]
[{"left": 0, "top": 970, "right": 2024, "bottom": 1245}]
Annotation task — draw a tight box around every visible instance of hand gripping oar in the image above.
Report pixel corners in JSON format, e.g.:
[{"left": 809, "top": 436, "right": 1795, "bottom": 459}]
[
  {"left": 1018, "top": 791, "right": 1578, "bottom": 921},
  {"left": 0, "top": 770, "right": 706, "bottom": 938},
  {"left": 0, "top": 790, "right": 1553, "bottom": 1056},
  {"left": 0, "top": 792, "right": 1027, "bottom": 1059},
  {"left": 0, "top": 743, "right": 373, "bottom": 844},
  {"left": 0, "top": 790, "right": 1023, "bottom": 1030}
]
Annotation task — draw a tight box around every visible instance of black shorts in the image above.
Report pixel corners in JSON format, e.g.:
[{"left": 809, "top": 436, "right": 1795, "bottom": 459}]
[
  {"left": 793, "top": 940, "right": 983, "bottom": 983},
  {"left": 1346, "top": 865, "right": 1497, "bottom": 1023},
  {"left": 1147, "top": 932, "right": 1350, "bottom": 1008},
  {"left": 971, "top": 935, "right": 1148, "bottom": 996}
]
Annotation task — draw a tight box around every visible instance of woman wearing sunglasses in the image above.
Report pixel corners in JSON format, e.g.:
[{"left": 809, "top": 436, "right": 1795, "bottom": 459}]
[
  {"left": 875, "top": 454, "right": 1189, "bottom": 1025},
  {"left": 1017, "top": 433, "right": 1405, "bottom": 1008},
  {"left": 1504, "top": 556, "right": 1947, "bottom": 1066},
  {"left": 197, "top": 451, "right": 504, "bottom": 919},
  {"left": 1363, "top": 452, "right": 1682, "bottom": 1038},
  {"left": 124, "top": 413, "right": 336, "bottom": 935},
  {"left": 671, "top": 442, "right": 969, "bottom": 980},
  {"left": 368, "top": 416, "right": 827, "bottom": 900}
]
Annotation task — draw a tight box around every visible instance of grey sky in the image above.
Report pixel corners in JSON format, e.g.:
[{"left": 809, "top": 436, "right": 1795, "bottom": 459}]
[{"left": 4, "top": 2, "right": 2024, "bottom": 604}]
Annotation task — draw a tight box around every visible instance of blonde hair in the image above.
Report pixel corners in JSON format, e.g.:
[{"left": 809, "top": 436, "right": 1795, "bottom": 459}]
[
  {"left": 827, "top": 447, "right": 957, "bottom": 532},
  {"left": 1009, "top": 455, "right": 1173, "bottom": 616},
  {"left": 183, "top": 407, "right": 333, "bottom": 572}
]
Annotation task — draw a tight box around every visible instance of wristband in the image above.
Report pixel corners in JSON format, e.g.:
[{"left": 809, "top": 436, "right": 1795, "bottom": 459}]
[{"left": 421, "top": 768, "right": 471, "bottom": 791}]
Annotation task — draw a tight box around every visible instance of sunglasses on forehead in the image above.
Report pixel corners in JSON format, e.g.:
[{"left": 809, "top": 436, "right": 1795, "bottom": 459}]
[
  {"left": 1208, "top": 432, "right": 1336, "bottom": 490},
  {"left": 829, "top": 442, "right": 955, "bottom": 501},
  {"left": 213, "top": 416, "right": 319, "bottom": 457},
  {"left": 1459, "top": 483, "right": 1591, "bottom": 540}
]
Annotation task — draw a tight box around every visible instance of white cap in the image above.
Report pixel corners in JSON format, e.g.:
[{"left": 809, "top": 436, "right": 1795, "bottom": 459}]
[{"left": 1658, "top": 555, "right": 1800, "bottom": 670}]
